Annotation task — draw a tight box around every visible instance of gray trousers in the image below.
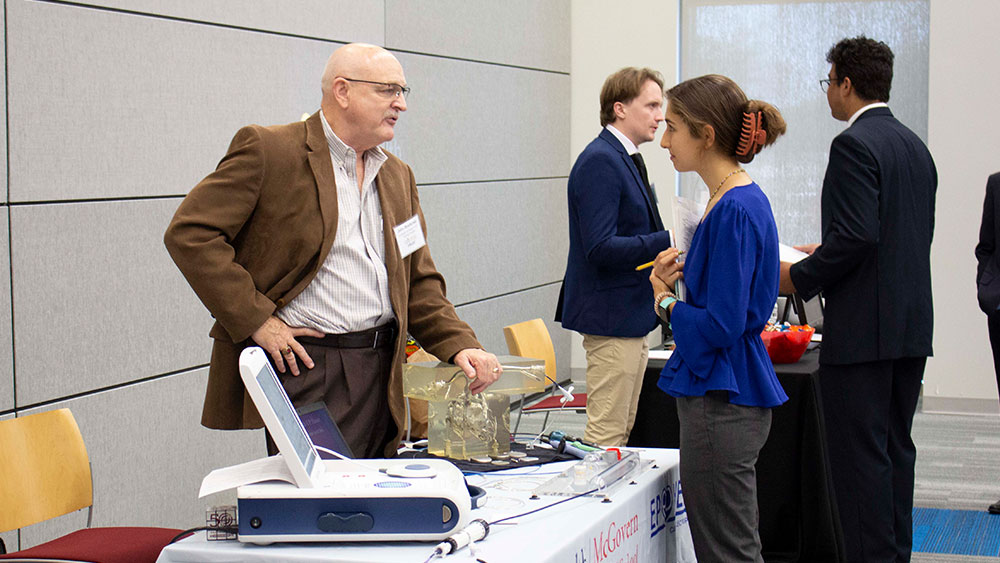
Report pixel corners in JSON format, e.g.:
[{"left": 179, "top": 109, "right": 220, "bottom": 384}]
[
  {"left": 677, "top": 391, "right": 772, "bottom": 563},
  {"left": 265, "top": 336, "right": 397, "bottom": 459}
]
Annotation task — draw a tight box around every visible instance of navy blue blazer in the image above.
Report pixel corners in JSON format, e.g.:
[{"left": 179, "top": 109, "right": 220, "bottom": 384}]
[
  {"left": 556, "top": 128, "right": 671, "bottom": 337},
  {"left": 790, "top": 107, "right": 937, "bottom": 365}
]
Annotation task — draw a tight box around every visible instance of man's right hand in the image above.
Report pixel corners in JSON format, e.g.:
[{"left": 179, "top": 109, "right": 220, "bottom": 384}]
[
  {"left": 251, "top": 316, "right": 324, "bottom": 375},
  {"left": 794, "top": 243, "right": 820, "bottom": 255}
]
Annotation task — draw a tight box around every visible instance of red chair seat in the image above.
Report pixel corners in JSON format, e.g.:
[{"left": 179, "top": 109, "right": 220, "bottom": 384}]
[
  {"left": 0, "top": 527, "right": 181, "bottom": 563},
  {"left": 522, "top": 392, "right": 587, "bottom": 412}
]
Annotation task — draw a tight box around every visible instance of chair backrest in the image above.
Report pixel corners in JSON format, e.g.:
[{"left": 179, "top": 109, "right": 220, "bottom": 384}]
[
  {"left": 0, "top": 408, "right": 93, "bottom": 532},
  {"left": 503, "top": 319, "right": 557, "bottom": 383}
]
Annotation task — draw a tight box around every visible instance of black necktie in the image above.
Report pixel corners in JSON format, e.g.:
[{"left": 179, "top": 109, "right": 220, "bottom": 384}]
[
  {"left": 631, "top": 152, "right": 651, "bottom": 191},
  {"left": 631, "top": 153, "right": 664, "bottom": 230}
]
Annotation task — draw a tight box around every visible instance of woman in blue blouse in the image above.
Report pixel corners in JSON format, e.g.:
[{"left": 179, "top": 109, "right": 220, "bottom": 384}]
[{"left": 650, "top": 74, "right": 788, "bottom": 563}]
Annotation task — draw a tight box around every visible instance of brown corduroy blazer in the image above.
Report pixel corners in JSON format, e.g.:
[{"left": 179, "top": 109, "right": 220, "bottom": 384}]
[{"left": 164, "top": 111, "right": 480, "bottom": 456}]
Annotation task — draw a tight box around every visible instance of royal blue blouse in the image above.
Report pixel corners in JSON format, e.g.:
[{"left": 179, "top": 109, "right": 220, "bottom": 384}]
[{"left": 659, "top": 182, "right": 788, "bottom": 408}]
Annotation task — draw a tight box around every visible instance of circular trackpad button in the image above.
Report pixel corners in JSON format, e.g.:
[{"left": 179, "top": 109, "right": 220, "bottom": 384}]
[{"left": 385, "top": 463, "right": 438, "bottom": 478}]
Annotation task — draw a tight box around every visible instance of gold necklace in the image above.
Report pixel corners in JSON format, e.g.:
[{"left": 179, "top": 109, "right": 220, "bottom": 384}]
[{"left": 709, "top": 168, "right": 745, "bottom": 201}]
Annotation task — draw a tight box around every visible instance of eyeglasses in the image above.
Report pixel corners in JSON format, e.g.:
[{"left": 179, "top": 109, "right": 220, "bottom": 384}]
[
  {"left": 339, "top": 77, "right": 411, "bottom": 98},
  {"left": 819, "top": 77, "right": 842, "bottom": 93}
]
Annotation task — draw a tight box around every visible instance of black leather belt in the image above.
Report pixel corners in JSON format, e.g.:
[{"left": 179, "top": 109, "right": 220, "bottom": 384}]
[{"left": 299, "top": 322, "right": 398, "bottom": 349}]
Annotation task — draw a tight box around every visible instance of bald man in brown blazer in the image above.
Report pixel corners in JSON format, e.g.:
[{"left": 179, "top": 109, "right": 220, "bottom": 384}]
[{"left": 165, "top": 43, "right": 501, "bottom": 458}]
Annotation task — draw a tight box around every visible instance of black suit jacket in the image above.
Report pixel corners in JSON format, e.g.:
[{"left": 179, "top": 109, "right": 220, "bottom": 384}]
[
  {"left": 790, "top": 107, "right": 937, "bottom": 365},
  {"left": 975, "top": 172, "right": 1000, "bottom": 314}
]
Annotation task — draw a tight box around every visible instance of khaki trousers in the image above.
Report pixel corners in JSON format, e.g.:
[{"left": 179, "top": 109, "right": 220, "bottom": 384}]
[{"left": 581, "top": 334, "right": 649, "bottom": 446}]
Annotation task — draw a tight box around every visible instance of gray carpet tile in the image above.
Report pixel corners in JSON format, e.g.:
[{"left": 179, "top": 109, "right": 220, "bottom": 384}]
[{"left": 912, "top": 412, "right": 1000, "bottom": 512}]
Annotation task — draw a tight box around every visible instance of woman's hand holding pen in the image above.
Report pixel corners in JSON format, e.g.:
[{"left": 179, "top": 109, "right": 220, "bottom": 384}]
[{"left": 650, "top": 247, "right": 685, "bottom": 294}]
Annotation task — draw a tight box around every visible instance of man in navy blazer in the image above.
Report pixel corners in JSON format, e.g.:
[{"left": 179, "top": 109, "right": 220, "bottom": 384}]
[
  {"left": 780, "top": 37, "right": 937, "bottom": 563},
  {"left": 556, "top": 67, "right": 671, "bottom": 446}
]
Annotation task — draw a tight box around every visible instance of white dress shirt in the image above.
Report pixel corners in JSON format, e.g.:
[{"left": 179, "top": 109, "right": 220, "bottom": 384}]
[
  {"left": 276, "top": 111, "right": 395, "bottom": 334},
  {"left": 848, "top": 102, "right": 889, "bottom": 126}
]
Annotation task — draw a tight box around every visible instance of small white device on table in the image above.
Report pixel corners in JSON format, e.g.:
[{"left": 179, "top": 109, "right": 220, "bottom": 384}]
[{"left": 224, "top": 346, "right": 471, "bottom": 544}]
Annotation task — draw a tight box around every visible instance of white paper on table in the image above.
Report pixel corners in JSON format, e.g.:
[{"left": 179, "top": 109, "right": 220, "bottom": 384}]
[
  {"left": 779, "top": 243, "right": 810, "bottom": 264},
  {"left": 198, "top": 455, "right": 297, "bottom": 498},
  {"left": 648, "top": 349, "right": 674, "bottom": 361}
]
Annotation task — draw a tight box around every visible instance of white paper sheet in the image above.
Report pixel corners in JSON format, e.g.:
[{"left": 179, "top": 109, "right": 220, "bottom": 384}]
[
  {"left": 199, "top": 455, "right": 297, "bottom": 498},
  {"left": 779, "top": 243, "right": 810, "bottom": 264},
  {"left": 671, "top": 195, "right": 703, "bottom": 254}
]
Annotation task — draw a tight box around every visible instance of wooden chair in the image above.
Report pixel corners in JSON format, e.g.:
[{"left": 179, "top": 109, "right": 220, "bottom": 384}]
[
  {"left": 0, "top": 408, "right": 181, "bottom": 562},
  {"left": 503, "top": 319, "right": 586, "bottom": 435}
]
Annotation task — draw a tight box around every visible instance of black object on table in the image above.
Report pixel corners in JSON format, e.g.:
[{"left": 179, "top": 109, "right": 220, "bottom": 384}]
[{"left": 629, "top": 346, "right": 845, "bottom": 563}]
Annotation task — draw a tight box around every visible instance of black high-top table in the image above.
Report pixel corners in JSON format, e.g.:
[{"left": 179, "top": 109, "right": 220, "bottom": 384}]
[{"left": 630, "top": 347, "right": 845, "bottom": 563}]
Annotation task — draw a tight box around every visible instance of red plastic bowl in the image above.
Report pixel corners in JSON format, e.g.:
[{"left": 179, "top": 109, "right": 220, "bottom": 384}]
[{"left": 760, "top": 326, "right": 815, "bottom": 364}]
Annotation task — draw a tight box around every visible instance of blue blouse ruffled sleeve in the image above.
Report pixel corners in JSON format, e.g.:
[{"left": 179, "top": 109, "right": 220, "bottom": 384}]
[
  {"left": 671, "top": 204, "right": 754, "bottom": 376},
  {"left": 659, "top": 190, "right": 788, "bottom": 408}
]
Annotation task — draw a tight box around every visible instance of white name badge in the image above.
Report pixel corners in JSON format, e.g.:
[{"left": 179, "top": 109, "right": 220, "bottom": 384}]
[{"left": 393, "top": 214, "right": 426, "bottom": 259}]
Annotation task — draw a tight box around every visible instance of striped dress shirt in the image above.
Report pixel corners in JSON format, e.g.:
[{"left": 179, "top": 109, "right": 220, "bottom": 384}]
[{"left": 276, "top": 111, "right": 396, "bottom": 334}]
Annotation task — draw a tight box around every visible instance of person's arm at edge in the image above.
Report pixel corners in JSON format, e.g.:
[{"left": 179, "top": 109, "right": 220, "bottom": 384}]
[{"left": 976, "top": 175, "right": 997, "bottom": 284}]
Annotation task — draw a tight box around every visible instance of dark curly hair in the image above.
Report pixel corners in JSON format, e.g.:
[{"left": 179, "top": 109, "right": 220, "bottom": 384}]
[{"left": 826, "top": 36, "right": 894, "bottom": 103}]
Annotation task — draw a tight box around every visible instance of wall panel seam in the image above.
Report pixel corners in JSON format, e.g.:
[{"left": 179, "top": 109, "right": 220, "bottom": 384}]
[
  {"left": 418, "top": 176, "right": 568, "bottom": 188},
  {"left": 453, "top": 280, "right": 563, "bottom": 309},
  {"left": 30, "top": 0, "right": 570, "bottom": 75},
  {"left": 29, "top": 0, "right": 349, "bottom": 46},
  {"left": 1, "top": 362, "right": 209, "bottom": 416},
  {"left": 7, "top": 194, "right": 188, "bottom": 206},
  {"left": 388, "top": 47, "right": 570, "bottom": 75}
]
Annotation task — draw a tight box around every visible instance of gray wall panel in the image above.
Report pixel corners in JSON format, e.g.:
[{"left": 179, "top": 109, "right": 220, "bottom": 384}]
[
  {"left": 11, "top": 200, "right": 213, "bottom": 406},
  {"left": 418, "top": 179, "right": 568, "bottom": 305},
  {"left": 18, "top": 369, "right": 261, "bottom": 541},
  {"left": 386, "top": 0, "right": 570, "bottom": 72},
  {"left": 2, "top": 0, "right": 571, "bottom": 544},
  {"left": 0, "top": 210, "right": 12, "bottom": 413},
  {"left": 7, "top": 0, "right": 336, "bottom": 202},
  {"left": 66, "top": 0, "right": 384, "bottom": 44},
  {"left": 1, "top": 4, "right": 7, "bottom": 205},
  {"left": 454, "top": 284, "right": 571, "bottom": 378},
  {"left": 389, "top": 53, "right": 570, "bottom": 184}
]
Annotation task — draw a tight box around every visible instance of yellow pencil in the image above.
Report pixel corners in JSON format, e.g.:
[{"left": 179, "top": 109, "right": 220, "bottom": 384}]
[{"left": 635, "top": 250, "right": 684, "bottom": 271}]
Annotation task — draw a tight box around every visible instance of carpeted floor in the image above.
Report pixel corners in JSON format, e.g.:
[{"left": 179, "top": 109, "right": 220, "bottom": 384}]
[
  {"left": 911, "top": 412, "right": 1000, "bottom": 562},
  {"left": 913, "top": 508, "right": 1000, "bottom": 557}
]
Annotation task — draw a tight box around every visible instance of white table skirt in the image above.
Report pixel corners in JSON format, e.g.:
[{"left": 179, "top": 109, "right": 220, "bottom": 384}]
[{"left": 157, "top": 447, "right": 695, "bottom": 563}]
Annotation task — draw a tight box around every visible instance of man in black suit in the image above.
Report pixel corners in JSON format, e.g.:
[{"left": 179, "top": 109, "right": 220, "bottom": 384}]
[
  {"left": 779, "top": 36, "right": 937, "bottom": 562},
  {"left": 975, "top": 171, "right": 1000, "bottom": 515}
]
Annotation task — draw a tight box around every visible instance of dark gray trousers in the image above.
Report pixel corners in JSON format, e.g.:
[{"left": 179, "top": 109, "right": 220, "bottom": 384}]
[
  {"left": 677, "top": 391, "right": 772, "bottom": 563},
  {"left": 265, "top": 338, "right": 397, "bottom": 459},
  {"left": 819, "top": 358, "right": 925, "bottom": 563}
]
